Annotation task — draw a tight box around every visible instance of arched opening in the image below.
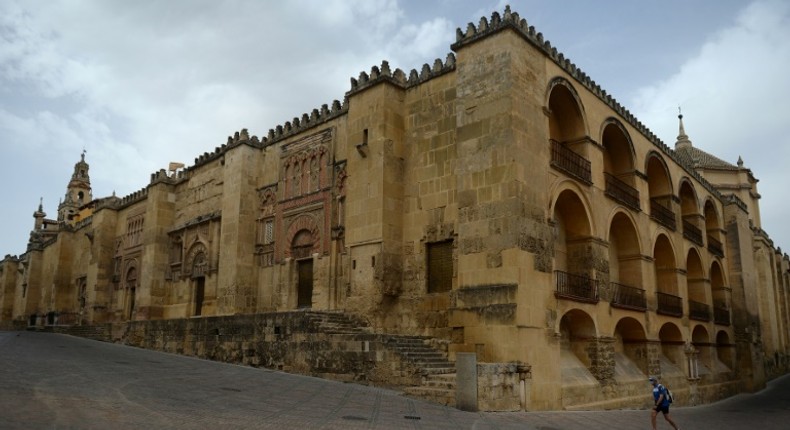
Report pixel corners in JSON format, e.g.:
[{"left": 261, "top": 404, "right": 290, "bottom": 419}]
[
  {"left": 125, "top": 267, "right": 137, "bottom": 321},
  {"left": 602, "top": 121, "right": 639, "bottom": 210},
  {"left": 559, "top": 309, "right": 599, "bottom": 396},
  {"left": 548, "top": 81, "right": 586, "bottom": 143},
  {"left": 686, "top": 249, "right": 710, "bottom": 322},
  {"left": 658, "top": 323, "right": 685, "bottom": 378},
  {"left": 548, "top": 80, "right": 592, "bottom": 184},
  {"left": 192, "top": 251, "right": 206, "bottom": 317},
  {"left": 711, "top": 261, "right": 730, "bottom": 325},
  {"left": 292, "top": 229, "right": 314, "bottom": 308},
  {"left": 553, "top": 189, "right": 597, "bottom": 303},
  {"left": 679, "top": 180, "right": 703, "bottom": 246},
  {"left": 716, "top": 330, "right": 735, "bottom": 371},
  {"left": 646, "top": 154, "right": 676, "bottom": 231},
  {"left": 654, "top": 235, "right": 681, "bottom": 316},
  {"left": 609, "top": 212, "right": 645, "bottom": 310},
  {"left": 613, "top": 317, "right": 649, "bottom": 381},
  {"left": 704, "top": 200, "right": 724, "bottom": 257},
  {"left": 692, "top": 325, "right": 712, "bottom": 378}
]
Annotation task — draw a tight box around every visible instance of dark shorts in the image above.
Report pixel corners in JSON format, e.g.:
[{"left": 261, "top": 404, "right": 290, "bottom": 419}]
[{"left": 654, "top": 404, "right": 670, "bottom": 414}]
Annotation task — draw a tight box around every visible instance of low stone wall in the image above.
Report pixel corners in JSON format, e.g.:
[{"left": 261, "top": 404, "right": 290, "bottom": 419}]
[
  {"left": 116, "top": 312, "right": 423, "bottom": 388},
  {"left": 0, "top": 320, "right": 26, "bottom": 331},
  {"left": 477, "top": 362, "right": 530, "bottom": 411}
]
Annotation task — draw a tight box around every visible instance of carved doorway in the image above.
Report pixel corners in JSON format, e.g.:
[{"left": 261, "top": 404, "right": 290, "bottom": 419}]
[
  {"left": 125, "top": 267, "right": 137, "bottom": 320},
  {"left": 191, "top": 251, "right": 207, "bottom": 317},
  {"left": 297, "top": 259, "right": 313, "bottom": 308},
  {"left": 194, "top": 277, "right": 205, "bottom": 316},
  {"left": 291, "top": 229, "right": 314, "bottom": 308}
]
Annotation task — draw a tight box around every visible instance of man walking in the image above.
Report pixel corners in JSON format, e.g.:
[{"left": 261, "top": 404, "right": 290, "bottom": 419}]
[{"left": 650, "top": 376, "right": 680, "bottom": 430}]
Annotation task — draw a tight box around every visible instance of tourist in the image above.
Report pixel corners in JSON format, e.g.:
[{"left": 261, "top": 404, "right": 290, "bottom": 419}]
[{"left": 650, "top": 376, "right": 679, "bottom": 430}]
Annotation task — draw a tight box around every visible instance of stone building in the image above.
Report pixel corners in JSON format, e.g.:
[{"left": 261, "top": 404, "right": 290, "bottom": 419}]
[{"left": 2, "top": 6, "right": 789, "bottom": 411}]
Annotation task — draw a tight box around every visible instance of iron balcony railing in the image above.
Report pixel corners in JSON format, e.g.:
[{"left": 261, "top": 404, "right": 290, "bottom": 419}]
[
  {"left": 605, "top": 173, "right": 640, "bottom": 211},
  {"left": 555, "top": 270, "right": 600, "bottom": 303},
  {"left": 650, "top": 200, "right": 676, "bottom": 231},
  {"left": 683, "top": 220, "right": 704, "bottom": 246},
  {"left": 550, "top": 140, "right": 592, "bottom": 185},
  {"left": 656, "top": 292, "right": 683, "bottom": 317},
  {"left": 689, "top": 300, "right": 711, "bottom": 321},
  {"left": 610, "top": 282, "right": 647, "bottom": 311},
  {"left": 714, "top": 306, "right": 731, "bottom": 325},
  {"left": 708, "top": 235, "right": 724, "bottom": 258}
]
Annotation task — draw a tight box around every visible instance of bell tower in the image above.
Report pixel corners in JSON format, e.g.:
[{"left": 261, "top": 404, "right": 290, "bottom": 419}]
[{"left": 58, "top": 150, "right": 93, "bottom": 222}]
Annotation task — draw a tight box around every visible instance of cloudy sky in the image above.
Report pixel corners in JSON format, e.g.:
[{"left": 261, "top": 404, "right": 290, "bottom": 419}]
[{"left": 1, "top": 0, "right": 789, "bottom": 256}]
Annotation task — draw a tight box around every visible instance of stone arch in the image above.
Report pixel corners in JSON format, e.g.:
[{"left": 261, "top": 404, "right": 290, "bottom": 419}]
[
  {"left": 559, "top": 309, "right": 597, "bottom": 365},
  {"left": 551, "top": 187, "right": 593, "bottom": 276},
  {"left": 608, "top": 210, "right": 646, "bottom": 310},
  {"left": 600, "top": 118, "right": 636, "bottom": 180},
  {"left": 607, "top": 210, "right": 642, "bottom": 285},
  {"left": 185, "top": 242, "right": 209, "bottom": 278},
  {"left": 653, "top": 234, "right": 680, "bottom": 314},
  {"left": 692, "top": 324, "right": 713, "bottom": 376},
  {"left": 678, "top": 178, "right": 701, "bottom": 216},
  {"left": 679, "top": 179, "right": 704, "bottom": 246},
  {"left": 613, "top": 317, "right": 649, "bottom": 377},
  {"left": 546, "top": 77, "right": 588, "bottom": 142},
  {"left": 711, "top": 261, "right": 730, "bottom": 325},
  {"left": 704, "top": 198, "right": 724, "bottom": 254},
  {"left": 658, "top": 322, "right": 685, "bottom": 369},
  {"left": 124, "top": 264, "right": 138, "bottom": 320},
  {"left": 601, "top": 119, "right": 640, "bottom": 210},
  {"left": 716, "top": 330, "right": 735, "bottom": 370},
  {"left": 286, "top": 214, "right": 321, "bottom": 260},
  {"left": 645, "top": 152, "right": 676, "bottom": 231},
  {"left": 686, "top": 248, "right": 709, "bottom": 321}
]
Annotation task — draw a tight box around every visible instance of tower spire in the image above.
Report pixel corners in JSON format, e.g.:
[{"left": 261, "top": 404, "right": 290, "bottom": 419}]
[
  {"left": 675, "top": 107, "right": 693, "bottom": 150},
  {"left": 58, "top": 151, "right": 93, "bottom": 222}
]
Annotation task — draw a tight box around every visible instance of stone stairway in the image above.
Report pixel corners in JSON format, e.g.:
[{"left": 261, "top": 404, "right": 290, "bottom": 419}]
[
  {"left": 304, "top": 310, "right": 457, "bottom": 406},
  {"left": 60, "top": 324, "right": 110, "bottom": 341}
]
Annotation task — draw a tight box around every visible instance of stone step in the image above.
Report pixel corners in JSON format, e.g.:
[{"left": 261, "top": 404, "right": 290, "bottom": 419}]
[
  {"left": 402, "top": 386, "right": 456, "bottom": 407},
  {"left": 424, "top": 376, "right": 456, "bottom": 390},
  {"left": 422, "top": 366, "right": 456, "bottom": 375}
]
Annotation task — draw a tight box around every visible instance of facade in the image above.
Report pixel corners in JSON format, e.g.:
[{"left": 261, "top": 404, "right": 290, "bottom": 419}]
[{"left": 2, "top": 6, "right": 789, "bottom": 411}]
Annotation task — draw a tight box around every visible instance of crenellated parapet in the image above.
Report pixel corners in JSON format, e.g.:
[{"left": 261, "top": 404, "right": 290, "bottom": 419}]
[
  {"left": 261, "top": 100, "right": 347, "bottom": 147},
  {"left": 348, "top": 55, "right": 457, "bottom": 97},
  {"left": 453, "top": 6, "right": 658, "bottom": 142},
  {"left": 115, "top": 187, "right": 149, "bottom": 209},
  {"left": 454, "top": 5, "right": 729, "bottom": 209}
]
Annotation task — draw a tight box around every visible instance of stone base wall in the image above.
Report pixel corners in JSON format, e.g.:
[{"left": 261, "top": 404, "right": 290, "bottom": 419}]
[
  {"left": 477, "top": 362, "right": 530, "bottom": 411},
  {"left": 115, "top": 312, "right": 424, "bottom": 388},
  {"left": 0, "top": 320, "right": 26, "bottom": 331}
]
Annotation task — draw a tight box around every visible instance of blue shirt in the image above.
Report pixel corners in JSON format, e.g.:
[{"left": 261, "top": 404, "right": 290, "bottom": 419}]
[{"left": 652, "top": 384, "right": 669, "bottom": 407}]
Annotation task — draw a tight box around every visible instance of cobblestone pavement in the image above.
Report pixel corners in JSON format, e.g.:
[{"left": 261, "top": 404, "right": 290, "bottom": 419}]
[{"left": 1, "top": 331, "right": 788, "bottom": 429}]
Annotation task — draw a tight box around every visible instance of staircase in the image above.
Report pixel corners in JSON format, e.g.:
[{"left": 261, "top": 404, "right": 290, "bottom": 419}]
[{"left": 304, "top": 310, "right": 457, "bottom": 406}]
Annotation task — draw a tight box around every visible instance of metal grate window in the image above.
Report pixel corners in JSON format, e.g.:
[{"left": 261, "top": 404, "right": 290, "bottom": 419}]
[
  {"left": 264, "top": 220, "right": 274, "bottom": 244},
  {"left": 427, "top": 241, "right": 453, "bottom": 293}
]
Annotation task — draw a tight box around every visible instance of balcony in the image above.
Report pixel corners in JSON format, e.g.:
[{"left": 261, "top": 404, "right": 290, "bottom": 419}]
[
  {"left": 610, "top": 282, "right": 647, "bottom": 311},
  {"left": 650, "top": 200, "right": 676, "bottom": 231},
  {"left": 708, "top": 235, "right": 724, "bottom": 258},
  {"left": 555, "top": 270, "right": 600, "bottom": 303},
  {"left": 714, "top": 306, "right": 731, "bottom": 325},
  {"left": 683, "top": 220, "right": 704, "bottom": 246},
  {"left": 605, "top": 173, "right": 640, "bottom": 211},
  {"left": 550, "top": 140, "right": 592, "bottom": 185},
  {"left": 689, "top": 300, "right": 711, "bottom": 321},
  {"left": 656, "top": 292, "right": 683, "bottom": 317}
]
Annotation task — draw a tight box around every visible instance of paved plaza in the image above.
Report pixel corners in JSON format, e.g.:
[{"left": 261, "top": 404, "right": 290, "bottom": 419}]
[{"left": 1, "top": 331, "right": 789, "bottom": 429}]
